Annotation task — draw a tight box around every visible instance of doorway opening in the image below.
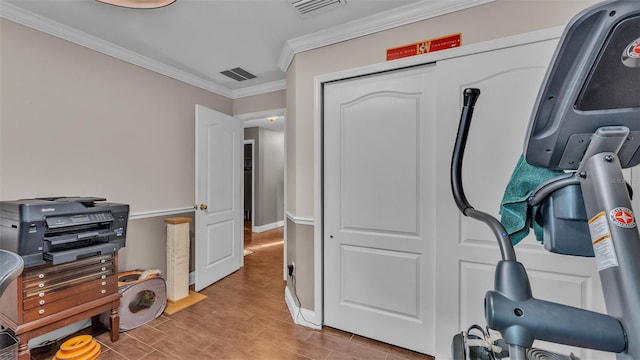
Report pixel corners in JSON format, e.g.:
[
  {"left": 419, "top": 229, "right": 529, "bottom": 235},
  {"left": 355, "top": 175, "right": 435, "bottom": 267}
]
[
  {"left": 244, "top": 140, "right": 255, "bottom": 256},
  {"left": 239, "top": 112, "right": 286, "bottom": 262}
]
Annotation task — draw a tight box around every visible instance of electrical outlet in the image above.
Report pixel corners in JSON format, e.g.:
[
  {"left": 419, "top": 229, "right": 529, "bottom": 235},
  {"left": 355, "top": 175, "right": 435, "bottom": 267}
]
[{"left": 288, "top": 261, "right": 295, "bottom": 277}]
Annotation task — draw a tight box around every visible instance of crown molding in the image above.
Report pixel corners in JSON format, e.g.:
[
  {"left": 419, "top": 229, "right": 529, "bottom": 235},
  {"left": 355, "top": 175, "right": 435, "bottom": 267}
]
[
  {"left": 231, "top": 79, "right": 286, "bottom": 99},
  {"left": 236, "top": 108, "right": 286, "bottom": 121},
  {"left": 1, "top": 2, "right": 287, "bottom": 99},
  {"left": 0, "top": 2, "right": 238, "bottom": 97},
  {"left": 1, "top": 0, "right": 494, "bottom": 97},
  {"left": 278, "top": 0, "right": 495, "bottom": 72}
]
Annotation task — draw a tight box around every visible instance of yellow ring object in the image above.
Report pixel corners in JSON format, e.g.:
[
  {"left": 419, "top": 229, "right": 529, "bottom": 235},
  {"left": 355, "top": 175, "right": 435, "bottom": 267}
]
[
  {"left": 55, "top": 335, "right": 101, "bottom": 360},
  {"left": 55, "top": 341, "right": 97, "bottom": 360},
  {"left": 59, "top": 335, "right": 92, "bottom": 352},
  {"left": 88, "top": 349, "right": 101, "bottom": 360},
  {"left": 81, "top": 342, "right": 100, "bottom": 360}
]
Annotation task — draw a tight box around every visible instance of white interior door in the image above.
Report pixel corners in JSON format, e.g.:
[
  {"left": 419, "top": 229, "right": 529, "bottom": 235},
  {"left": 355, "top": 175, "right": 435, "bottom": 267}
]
[
  {"left": 195, "top": 104, "right": 243, "bottom": 292},
  {"left": 433, "top": 40, "right": 612, "bottom": 359},
  {"left": 323, "top": 65, "right": 437, "bottom": 355}
]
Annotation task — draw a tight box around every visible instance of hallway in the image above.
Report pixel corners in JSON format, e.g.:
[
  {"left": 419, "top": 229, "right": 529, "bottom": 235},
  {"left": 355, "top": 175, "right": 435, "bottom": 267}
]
[{"left": 32, "top": 226, "right": 434, "bottom": 359}]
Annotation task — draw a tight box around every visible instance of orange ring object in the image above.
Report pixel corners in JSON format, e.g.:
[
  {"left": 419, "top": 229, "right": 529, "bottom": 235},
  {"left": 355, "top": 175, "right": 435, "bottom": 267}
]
[
  {"left": 81, "top": 342, "right": 100, "bottom": 360},
  {"left": 55, "top": 336, "right": 101, "bottom": 360},
  {"left": 59, "top": 335, "right": 92, "bottom": 352},
  {"left": 55, "top": 341, "right": 98, "bottom": 360},
  {"left": 88, "top": 349, "right": 101, "bottom": 360}
]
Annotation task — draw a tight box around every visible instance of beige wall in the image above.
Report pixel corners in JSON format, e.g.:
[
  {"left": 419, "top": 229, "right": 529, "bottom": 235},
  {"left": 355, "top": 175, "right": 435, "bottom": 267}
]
[
  {"left": 285, "top": 219, "right": 314, "bottom": 307},
  {"left": 0, "top": 18, "right": 283, "bottom": 276},
  {"left": 244, "top": 127, "right": 285, "bottom": 228},
  {"left": 118, "top": 213, "right": 194, "bottom": 277},
  {"left": 286, "top": 0, "right": 597, "bottom": 219},
  {"left": 285, "top": 58, "right": 298, "bottom": 213},
  {"left": 256, "top": 128, "right": 285, "bottom": 227},
  {"left": 1, "top": 0, "right": 600, "bottom": 331},
  {"left": 0, "top": 19, "right": 232, "bottom": 214},
  {"left": 233, "top": 90, "right": 285, "bottom": 116},
  {"left": 284, "top": 0, "right": 598, "bottom": 312}
]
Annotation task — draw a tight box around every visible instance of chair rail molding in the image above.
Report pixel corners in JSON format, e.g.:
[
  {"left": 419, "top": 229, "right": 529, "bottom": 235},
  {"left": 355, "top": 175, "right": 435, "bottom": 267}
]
[{"left": 285, "top": 211, "right": 314, "bottom": 226}]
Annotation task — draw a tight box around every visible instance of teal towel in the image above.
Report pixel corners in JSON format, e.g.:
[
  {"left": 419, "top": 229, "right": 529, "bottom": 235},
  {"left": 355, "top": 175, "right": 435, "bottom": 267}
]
[{"left": 499, "top": 155, "right": 564, "bottom": 245}]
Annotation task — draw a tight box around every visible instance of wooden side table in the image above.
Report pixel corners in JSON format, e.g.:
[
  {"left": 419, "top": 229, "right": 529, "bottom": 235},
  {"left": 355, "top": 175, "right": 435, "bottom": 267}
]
[{"left": 0, "top": 253, "right": 121, "bottom": 360}]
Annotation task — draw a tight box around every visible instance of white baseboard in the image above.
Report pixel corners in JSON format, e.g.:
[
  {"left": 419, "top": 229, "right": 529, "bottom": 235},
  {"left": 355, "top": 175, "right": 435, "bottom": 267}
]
[
  {"left": 253, "top": 220, "right": 284, "bottom": 233},
  {"left": 284, "top": 286, "right": 321, "bottom": 330}
]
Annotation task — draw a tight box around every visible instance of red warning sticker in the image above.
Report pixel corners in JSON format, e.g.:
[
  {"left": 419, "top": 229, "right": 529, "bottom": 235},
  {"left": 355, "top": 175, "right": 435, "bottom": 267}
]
[
  {"left": 386, "top": 33, "right": 461, "bottom": 61},
  {"left": 609, "top": 207, "right": 636, "bottom": 228}
]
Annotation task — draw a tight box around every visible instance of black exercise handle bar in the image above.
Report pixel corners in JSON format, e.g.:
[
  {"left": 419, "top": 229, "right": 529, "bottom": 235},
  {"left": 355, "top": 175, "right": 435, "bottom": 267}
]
[{"left": 450, "top": 88, "right": 516, "bottom": 262}]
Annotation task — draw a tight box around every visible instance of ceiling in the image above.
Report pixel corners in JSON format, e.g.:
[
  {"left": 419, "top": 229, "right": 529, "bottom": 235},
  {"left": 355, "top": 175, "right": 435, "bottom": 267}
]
[{"left": 0, "top": 0, "right": 488, "bottom": 128}]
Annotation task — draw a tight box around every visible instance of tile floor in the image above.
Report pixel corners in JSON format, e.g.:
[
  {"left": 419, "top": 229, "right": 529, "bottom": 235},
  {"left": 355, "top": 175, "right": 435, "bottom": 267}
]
[{"left": 31, "top": 226, "right": 434, "bottom": 360}]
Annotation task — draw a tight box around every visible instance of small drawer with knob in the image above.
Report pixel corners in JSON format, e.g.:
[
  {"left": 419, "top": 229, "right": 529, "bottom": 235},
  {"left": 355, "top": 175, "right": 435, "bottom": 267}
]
[
  {"left": 23, "top": 263, "right": 113, "bottom": 292},
  {"left": 22, "top": 277, "right": 117, "bottom": 322},
  {"left": 23, "top": 275, "right": 117, "bottom": 310},
  {"left": 22, "top": 254, "right": 113, "bottom": 282}
]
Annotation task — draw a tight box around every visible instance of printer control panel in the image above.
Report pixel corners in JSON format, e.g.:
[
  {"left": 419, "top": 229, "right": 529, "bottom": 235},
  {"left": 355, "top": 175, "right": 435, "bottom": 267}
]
[{"left": 46, "top": 212, "right": 114, "bottom": 228}]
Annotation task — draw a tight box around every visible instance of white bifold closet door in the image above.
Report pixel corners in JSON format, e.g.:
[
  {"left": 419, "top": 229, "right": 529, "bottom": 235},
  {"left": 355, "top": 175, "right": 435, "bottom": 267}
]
[
  {"left": 434, "top": 39, "right": 613, "bottom": 360},
  {"left": 323, "top": 65, "right": 437, "bottom": 356}
]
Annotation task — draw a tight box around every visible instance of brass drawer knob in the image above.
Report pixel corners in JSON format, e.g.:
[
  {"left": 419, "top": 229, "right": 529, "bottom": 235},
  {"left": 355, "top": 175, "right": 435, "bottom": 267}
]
[
  {"left": 39, "top": 292, "right": 45, "bottom": 297},
  {"left": 38, "top": 274, "right": 45, "bottom": 279},
  {"left": 101, "top": 267, "right": 107, "bottom": 271},
  {"left": 38, "top": 309, "right": 45, "bottom": 315},
  {"left": 101, "top": 275, "right": 106, "bottom": 280},
  {"left": 39, "top": 300, "right": 45, "bottom": 306},
  {"left": 101, "top": 289, "right": 107, "bottom": 294},
  {"left": 38, "top": 283, "right": 45, "bottom": 288},
  {"left": 101, "top": 259, "right": 106, "bottom": 263},
  {"left": 101, "top": 281, "right": 107, "bottom": 286}
]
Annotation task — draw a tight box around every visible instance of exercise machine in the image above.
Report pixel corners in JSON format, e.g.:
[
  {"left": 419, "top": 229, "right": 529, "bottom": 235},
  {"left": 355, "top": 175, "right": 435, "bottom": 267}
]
[{"left": 451, "top": 0, "right": 640, "bottom": 359}]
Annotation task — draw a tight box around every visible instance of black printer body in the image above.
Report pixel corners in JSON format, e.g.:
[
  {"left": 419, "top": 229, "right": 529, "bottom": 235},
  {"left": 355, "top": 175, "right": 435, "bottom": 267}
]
[{"left": 0, "top": 197, "right": 129, "bottom": 268}]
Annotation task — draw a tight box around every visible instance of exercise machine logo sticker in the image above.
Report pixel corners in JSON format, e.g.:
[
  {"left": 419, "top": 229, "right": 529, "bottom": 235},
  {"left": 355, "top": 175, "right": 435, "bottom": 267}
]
[
  {"left": 609, "top": 207, "right": 636, "bottom": 228},
  {"left": 621, "top": 37, "right": 640, "bottom": 68}
]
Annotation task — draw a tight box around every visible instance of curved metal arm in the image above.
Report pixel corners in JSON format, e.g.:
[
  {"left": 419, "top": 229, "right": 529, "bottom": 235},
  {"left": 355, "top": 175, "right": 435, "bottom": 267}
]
[
  {"left": 450, "top": 88, "right": 516, "bottom": 262},
  {"left": 527, "top": 172, "right": 578, "bottom": 206},
  {"left": 451, "top": 88, "right": 480, "bottom": 214}
]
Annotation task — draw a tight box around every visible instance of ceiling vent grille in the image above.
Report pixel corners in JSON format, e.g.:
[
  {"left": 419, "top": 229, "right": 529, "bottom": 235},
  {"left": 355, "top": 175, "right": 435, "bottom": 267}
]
[
  {"left": 288, "top": 0, "right": 347, "bottom": 18},
  {"left": 220, "top": 67, "right": 257, "bottom": 82}
]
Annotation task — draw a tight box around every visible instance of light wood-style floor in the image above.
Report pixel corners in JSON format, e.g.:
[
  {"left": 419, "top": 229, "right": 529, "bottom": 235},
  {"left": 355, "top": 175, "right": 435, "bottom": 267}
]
[{"left": 31, "top": 225, "right": 435, "bottom": 359}]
